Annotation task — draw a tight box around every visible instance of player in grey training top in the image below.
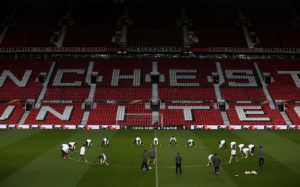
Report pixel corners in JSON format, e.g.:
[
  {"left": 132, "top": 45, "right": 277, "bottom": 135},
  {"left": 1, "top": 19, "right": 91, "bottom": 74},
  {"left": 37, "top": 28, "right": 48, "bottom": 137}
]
[
  {"left": 141, "top": 150, "right": 149, "bottom": 171},
  {"left": 148, "top": 147, "right": 156, "bottom": 165},
  {"left": 258, "top": 146, "right": 264, "bottom": 167}
]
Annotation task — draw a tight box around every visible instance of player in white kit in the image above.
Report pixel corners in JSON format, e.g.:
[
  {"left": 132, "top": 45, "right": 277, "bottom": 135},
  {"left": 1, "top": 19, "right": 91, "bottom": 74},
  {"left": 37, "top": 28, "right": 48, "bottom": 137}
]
[
  {"left": 133, "top": 137, "right": 143, "bottom": 147},
  {"left": 230, "top": 141, "right": 236, "bottom": 149},
  {"left": 79, "top": 144, "right": 88, "bottom": 163},
  {"left": 219, "top": 140, "right": 226, "bottom": 149},
  {"left": 169, "top": 136, "right": 177, "bottom": 147},
  {"left": 238, "top": 144, "right": 244, "bottom": 152},
  {"left": 101, "top": 137, "right": 109, "bottom": 147},
  {"left": 228, "top": 147, "right": 237, "bottom": 164},
  {"left": 61, "top": 144, "right": 70, "bottom": 159},
  {"left": 185, "top": 139, "right": 196, "bottom": 148},
  {"left": 243, "top": 147, "right": 250, "bottom": 158},
  {"left": 86, "top": 139, "right": 92, "bottom": 148},
  {"left": 248, "top": 144, "right": 255, "bottom": 156},
  {"left": 68, "top": 142, "right": 76, "bottom": 152},
  {"left": 206, "top": 154, "right": 214, "bottom": 166},
  {"left": 153, "top": 137, "right": 160, "bottom": 146}
]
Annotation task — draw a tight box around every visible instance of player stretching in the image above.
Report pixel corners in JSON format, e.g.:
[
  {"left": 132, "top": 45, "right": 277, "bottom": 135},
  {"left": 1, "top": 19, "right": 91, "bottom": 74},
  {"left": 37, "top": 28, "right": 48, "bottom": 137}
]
[
  {"left": 185, "top": 139, "right": 196, "bottom": 148},
  {"left": 242, "top": 147, "right": 250, "bottom": 158},
  {"left": 230, "top": 141, "right": 236, "bottom": 149},
  {"left": 69, "top": 142, "right": 76, "bottom": 152},
  {"left": 228, "top": 145, "right": 237, "bottom": 164},
  {"left": 133, "top": 137, "right": 143, "bottom": 147},
  {"left": 248, "top": 144, "right": 255, "bottom": 156},
  {"left": 219, "top": 140, "right": 226, "bottom": 149},
  {"left": 206, "top": 154, "right": 214, "bottom": 166},
  {"left": 79, "top": 144, "right": 88, "bottom": 163},
  {"left": 86, "top": 139, "right": 92, "bottom": 148},
  {"left": 238, "top": 144, "right": 244, "bottom": 153},
  {"left": 148, "top": 147, "right": 156, "bottom": 165},
  {"left": 153, "top": 137, "right": 160, "bottom": 146},
  {"left": 101, "top": 137, "right": 109, "bottom": 147},
  {"left": 61, "top": 144, "right": 70, "bottom": 159},
  {"left": 98, "top": 153, "right": 109, "bottom": 166},
  {"left": 169, "top": 136, "right": 177, "bottom": 147}
]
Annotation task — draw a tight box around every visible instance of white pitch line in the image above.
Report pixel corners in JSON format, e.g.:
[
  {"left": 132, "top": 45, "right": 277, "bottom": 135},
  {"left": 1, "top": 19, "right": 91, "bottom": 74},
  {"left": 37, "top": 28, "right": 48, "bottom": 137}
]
[{"left": 155, "top": 132, "right": 158, "bottom": 187}]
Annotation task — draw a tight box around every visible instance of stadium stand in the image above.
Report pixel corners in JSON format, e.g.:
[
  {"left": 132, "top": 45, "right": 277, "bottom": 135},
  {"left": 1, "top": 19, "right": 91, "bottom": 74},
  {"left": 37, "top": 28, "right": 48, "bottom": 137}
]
[
  {"left": 63, "top": 4, "right": 121, "bottom": 47},
  {"left": 0, "top": 5, "right": 63, "bottom": 47},
  {"left": 244, "top": 5, "right": 300, "bottom": 48},
  {"left": 45, "top": 59, "right": 90, "bottom": 101},
  {"left": 187, "top": 6, "right": 247, "bottom": 48},
  {"left": 24, "top": 103, "right": 84, "bottom": 125},
  {"left": 87, "top": 103, "right": 152, "bottom": 125},
  {"left": 221, "top": 88, "right": 266, "bottom": 101},
  {"left": 126, "top": 4, "right": 183, "bottom": 48},
  {"left": 285, "top": 104, "right": 300, "bottom": 125},
  {"left": 257, "top": 60, "right": 300, "bottom": 100},
  {"left": 226, "top": 104, "right": 286, "bottom": 125},
  {"left": 160, "top": 104, "right": 224, "bottom": 125},
  {"left": 0, "top": 1, "right": 299, "bottom": 127},
  {"left": 0, "top": 59, "right": 52, "bottom": 100},
  {"left": 94, "top": 88, "right": 151, "bottom": 101},
  {"left": 157, "top": 59, "right": 217, "bottom": 101},
  {"left": 219, "top": 60, "right": 266, "bottom": 101},
  {"left": 0, "top": 103, "right": 24, "bottom": 124},
  {"left": 93, "top": 59, "right": 153, "bottom": 87},
  {"left": 93, "top": 59, "right": 152, "bottom": 101}
]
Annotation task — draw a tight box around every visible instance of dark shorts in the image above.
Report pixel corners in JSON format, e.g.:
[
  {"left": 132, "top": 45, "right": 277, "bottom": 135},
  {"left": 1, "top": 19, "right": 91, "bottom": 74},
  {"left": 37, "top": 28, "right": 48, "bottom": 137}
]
[
  {"left": 231, "top": 154, "right": 236, "bottom": 158},
  {"left": 150, "top": 156, "right": 155, "bottom": 159}
]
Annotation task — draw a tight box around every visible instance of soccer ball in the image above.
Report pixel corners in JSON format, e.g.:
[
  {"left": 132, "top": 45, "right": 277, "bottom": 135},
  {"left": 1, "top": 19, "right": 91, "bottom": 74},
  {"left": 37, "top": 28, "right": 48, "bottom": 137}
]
[
  {"left": 251, "top": 171, "right": 258, "bottom": 175},
  {"left": 149, "top": 167, "right": 152, "bottom": 170},
  {"left": 245, "top": 171, "right": 250, "bottom": 175}
]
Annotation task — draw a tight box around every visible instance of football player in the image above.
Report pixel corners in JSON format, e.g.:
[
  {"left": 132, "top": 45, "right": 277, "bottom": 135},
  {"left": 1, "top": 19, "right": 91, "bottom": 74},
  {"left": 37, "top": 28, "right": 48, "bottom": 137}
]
[
  {"left": 101, "top": 137, "right": 109, "bottom": 147},
  {"left": 169, "top": 136, "right": 177, "bottom": 147},
  {"left": 68, "top": 142, "right": 76, "bottom": 152},
  {"left": 79, "top": 144, "right": 88, "bottom": 163},
  {"left": 86, "top": 139, "right": 92, "bottom": 148},
  {"left": 185, "top": 139, "right": 196, "bottom": 148},
  {"left": 219, "top": 140, "right": 226, "bottom": 149},
  {"left": 133, "top": 137, "right": 143, "bottom": 147},
  {"left": 98, "top": 153, "right": 109, "bottom": 166},
  {"left": 61, "top": 144, "right": 70, "bottom": 159}
]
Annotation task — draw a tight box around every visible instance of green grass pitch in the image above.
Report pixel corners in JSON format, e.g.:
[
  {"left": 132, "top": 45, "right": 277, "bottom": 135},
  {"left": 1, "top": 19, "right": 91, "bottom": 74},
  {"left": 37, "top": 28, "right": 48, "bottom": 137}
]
[{"left": 0, "top": 129, "right": 300, "bottom": 187}]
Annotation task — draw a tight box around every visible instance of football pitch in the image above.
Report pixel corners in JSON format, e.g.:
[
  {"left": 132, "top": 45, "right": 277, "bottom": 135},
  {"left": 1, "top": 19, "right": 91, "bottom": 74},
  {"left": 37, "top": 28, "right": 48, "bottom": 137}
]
[{"left": 0, "top": 130, "right": 300, "bottom": 187}]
